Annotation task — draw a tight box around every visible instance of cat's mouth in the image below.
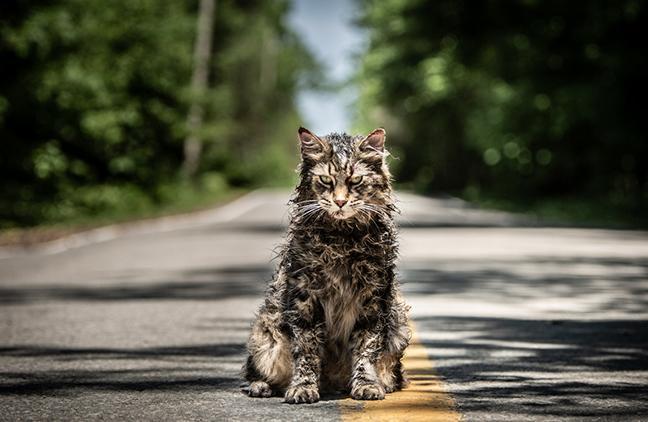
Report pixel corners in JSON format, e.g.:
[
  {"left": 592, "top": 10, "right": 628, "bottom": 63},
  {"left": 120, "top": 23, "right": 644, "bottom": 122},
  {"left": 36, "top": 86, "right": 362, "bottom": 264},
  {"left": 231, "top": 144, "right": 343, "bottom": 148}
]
[{"left": 330, "top": 208, "right": 357, "bottom": 220}]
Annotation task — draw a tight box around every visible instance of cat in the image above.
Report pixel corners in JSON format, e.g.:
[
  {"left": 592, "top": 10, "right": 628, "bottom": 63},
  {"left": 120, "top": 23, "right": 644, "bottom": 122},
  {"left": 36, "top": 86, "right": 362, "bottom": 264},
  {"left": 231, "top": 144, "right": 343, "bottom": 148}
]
[{"left": 242, "top": 127, "right": 410, "bottom": 404}]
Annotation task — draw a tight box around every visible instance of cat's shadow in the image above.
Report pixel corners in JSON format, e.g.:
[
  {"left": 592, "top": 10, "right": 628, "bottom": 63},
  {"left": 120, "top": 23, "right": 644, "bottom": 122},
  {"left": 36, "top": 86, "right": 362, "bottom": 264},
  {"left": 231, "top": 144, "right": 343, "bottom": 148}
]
[
  {"left": 240, "top": 385, "right": 351, "bottom": 402},
  {"left": 317, "top": 391, "right": 350, "bottom": 402}
]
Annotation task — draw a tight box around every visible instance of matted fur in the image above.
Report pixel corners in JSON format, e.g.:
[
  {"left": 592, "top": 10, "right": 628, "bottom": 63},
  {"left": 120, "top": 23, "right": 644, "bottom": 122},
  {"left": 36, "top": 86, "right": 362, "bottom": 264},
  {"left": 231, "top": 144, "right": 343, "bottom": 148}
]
[{"left": 243, "top": 128, "right": 410, "bottom": 404}]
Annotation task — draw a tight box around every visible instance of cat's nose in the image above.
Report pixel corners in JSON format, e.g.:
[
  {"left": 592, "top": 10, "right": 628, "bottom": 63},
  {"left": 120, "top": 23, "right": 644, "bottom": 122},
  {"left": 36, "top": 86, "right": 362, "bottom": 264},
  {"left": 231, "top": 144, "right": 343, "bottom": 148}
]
[{"left": 334, "top": 199, "right": 347, "bottom": 208}]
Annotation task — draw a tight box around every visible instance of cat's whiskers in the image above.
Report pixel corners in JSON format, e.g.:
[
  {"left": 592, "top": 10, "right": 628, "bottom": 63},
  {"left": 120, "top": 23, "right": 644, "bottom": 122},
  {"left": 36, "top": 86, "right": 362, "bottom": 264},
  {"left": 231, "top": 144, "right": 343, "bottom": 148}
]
[
  {"left": 299, "top": 206, "right": 320, "bottom": 217},
  {"left": 302, "top": 207, "right": 325, "bottom": 224},
  {"left": 294, "top": 199, "right": 319, "bottom": 206},
  {"left": 297, "top": 209, "right": 321, "bottom": 222},
  {"left": 358, "top": 206, "right": 384, "bottom": 232},
  {"left": 355, "top": 208, "right": 374, "bottom": 226},
  {"left": 295, "top": 200, "right": 320, "bottom": 210},
  {"left": 293, "top": 201, "right": 319, "bottom": 211},
  {"left": 295, "top": 202, "right": 326, "bottom": 223},
  {"left": 357, "top": 203, "right": 389, "bottom": 220},
  {"left": 294, "top": 206, "right": 317, "bottom": 216}
]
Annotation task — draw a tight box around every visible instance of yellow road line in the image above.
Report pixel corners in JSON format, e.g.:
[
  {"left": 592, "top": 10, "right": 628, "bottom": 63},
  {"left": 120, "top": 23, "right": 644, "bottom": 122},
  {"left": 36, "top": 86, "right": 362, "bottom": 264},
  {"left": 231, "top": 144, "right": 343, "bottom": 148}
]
[{"left": 340, "top": 322, "right": 460, "bottom": 421}]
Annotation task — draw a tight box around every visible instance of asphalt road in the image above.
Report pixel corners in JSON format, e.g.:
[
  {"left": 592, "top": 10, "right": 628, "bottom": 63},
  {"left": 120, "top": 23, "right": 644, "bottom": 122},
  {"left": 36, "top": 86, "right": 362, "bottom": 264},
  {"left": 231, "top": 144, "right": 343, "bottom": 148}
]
[{"left": 1, "top": 190, "right": 647, "bottom": 421}]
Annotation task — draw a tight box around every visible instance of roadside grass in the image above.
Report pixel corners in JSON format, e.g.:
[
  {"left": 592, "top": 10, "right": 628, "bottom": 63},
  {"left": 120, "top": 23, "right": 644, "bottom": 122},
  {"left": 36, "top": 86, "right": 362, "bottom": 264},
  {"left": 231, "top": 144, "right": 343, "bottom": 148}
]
[
  {"left": 463, "top": 193, "right": 648, "bottom": 230},
  {"left": 0, "top": 174, "right": 247, "bottom": 247}
]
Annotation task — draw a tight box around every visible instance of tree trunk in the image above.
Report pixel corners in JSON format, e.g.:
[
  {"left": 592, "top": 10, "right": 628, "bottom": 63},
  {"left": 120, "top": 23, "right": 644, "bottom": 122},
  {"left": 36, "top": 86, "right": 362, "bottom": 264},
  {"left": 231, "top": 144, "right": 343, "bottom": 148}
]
[{"left": 182, "top": 0, "right": 215, "bottom": 180}]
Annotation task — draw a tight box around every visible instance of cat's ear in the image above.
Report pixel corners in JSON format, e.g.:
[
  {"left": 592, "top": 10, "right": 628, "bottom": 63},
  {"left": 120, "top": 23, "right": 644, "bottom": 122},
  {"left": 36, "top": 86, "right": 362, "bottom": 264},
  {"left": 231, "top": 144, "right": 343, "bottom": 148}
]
[
  {"left": 298, "top": 127, "right": 326, "bottom": 160},
  {"left": 358, "top": 128, "right": 386, "bottom": 158}
]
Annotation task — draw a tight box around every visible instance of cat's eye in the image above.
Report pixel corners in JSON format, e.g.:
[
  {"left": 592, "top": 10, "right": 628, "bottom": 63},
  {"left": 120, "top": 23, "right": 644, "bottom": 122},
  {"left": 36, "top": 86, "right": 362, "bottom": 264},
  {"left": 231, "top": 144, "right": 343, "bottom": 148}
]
[
  {"left": 319, "top": 175, "right": 333, "bottom": 185},
  {"left": 349, "top": 175, "right": 363, "bottom": 184}
]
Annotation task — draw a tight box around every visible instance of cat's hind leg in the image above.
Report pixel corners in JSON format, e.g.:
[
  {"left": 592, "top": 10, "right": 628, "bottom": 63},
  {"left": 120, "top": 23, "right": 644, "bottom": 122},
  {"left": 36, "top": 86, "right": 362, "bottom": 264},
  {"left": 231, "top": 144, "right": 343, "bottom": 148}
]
[
  {"left": 243, "top": 312, "right": 292, "bottom": 397},
  {"left": 248, "top": 380, "right": 273, "bottom": 397},
  {"left": 376, "top": 354, "right": 408, "bottom": 393},
  {"left": 243, "top": 355, "right": 274, "bottom": 397},
  {"left": 379, "top": 296, "right": 411, "bottom": 393}
]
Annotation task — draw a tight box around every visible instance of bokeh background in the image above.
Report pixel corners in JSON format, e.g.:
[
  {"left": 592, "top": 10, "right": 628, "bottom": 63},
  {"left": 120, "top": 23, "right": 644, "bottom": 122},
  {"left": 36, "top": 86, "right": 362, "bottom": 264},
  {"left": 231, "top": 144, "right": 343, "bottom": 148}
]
[{"left": 1, "top": 0, "right": 647, "bottom": 236}]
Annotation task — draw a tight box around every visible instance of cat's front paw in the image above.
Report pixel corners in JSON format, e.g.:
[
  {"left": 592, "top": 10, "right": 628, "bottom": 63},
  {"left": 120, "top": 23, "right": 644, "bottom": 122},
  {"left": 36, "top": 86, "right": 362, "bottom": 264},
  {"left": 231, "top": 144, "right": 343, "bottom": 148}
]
[
  {"left": 247, "top": 381, "right": 273, "bottom": 398},
  {"left": 351, "top": 383, "right": 385, "bottom": 400},
  {"left": 284, "top": 384, "right": 320, "bottom": 404}
]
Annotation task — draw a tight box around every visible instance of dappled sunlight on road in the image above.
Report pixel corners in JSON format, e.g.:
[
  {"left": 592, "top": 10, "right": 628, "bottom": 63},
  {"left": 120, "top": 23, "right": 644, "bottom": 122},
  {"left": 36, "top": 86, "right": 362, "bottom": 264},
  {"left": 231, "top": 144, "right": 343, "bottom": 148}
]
[
  {"left": 402, "top": 255, "right": 648, "bottom": 318},
  {"left": 416, "top": 316, "right": 648, "bottom": 419}
]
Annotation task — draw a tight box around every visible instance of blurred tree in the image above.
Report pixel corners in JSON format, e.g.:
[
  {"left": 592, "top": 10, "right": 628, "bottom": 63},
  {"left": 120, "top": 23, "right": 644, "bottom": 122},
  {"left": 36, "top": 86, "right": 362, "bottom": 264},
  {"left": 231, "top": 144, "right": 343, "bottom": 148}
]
[
  {"left": 183, "top": 0, "right": 216, "bottom": 180},
  {"left": 0, "top": 0, "right": 319, "bottom": 227},
  {"left": 356, "top": 0, "right": 647, "bottom": 215}
]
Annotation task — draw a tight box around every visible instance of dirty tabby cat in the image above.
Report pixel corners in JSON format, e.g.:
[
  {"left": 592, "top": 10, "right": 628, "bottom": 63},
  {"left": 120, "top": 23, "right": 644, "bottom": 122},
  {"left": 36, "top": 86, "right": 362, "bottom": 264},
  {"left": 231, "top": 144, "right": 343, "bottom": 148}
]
[{"left": 243, "top": 127, "right": 410, "bottom": 404}]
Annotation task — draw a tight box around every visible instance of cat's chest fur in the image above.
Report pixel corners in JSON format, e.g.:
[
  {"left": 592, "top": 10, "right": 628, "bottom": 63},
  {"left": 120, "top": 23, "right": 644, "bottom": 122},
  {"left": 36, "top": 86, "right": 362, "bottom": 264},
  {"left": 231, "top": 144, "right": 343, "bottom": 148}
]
[
  {"left": 300, "top": 228, "right": 390, "bottom": 343},
  {"left": 318, "top": 260, "right": 362, "bottom": 344}
]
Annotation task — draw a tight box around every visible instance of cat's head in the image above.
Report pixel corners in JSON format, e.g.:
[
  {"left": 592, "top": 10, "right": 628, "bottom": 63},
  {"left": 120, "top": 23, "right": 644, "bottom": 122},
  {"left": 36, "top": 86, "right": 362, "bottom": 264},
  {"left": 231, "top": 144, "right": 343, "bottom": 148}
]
[{"left": 294, "top": 127, "right": 394, "bottom": 222}]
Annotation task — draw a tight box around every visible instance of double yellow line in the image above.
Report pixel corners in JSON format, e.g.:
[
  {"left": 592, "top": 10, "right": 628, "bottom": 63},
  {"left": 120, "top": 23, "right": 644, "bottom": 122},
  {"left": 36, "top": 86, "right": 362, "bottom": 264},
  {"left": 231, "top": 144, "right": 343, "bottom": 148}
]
[{"left": 340, "top": 323, "right": 460, "bottom": 421}]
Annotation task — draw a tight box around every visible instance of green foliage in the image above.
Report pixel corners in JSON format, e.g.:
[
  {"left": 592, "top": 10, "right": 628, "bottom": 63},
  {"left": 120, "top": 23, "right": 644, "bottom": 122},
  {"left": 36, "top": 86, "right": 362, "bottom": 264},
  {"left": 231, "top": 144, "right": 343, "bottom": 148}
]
[
  {"left": 29, "top": 173, "right": 236, "bottom": 232},
  {"left": 0, "top": 0, "right": 316, "bottom": 228},
  {"left": 356, "top": 0, "right": 648, "bottom": 219}
]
